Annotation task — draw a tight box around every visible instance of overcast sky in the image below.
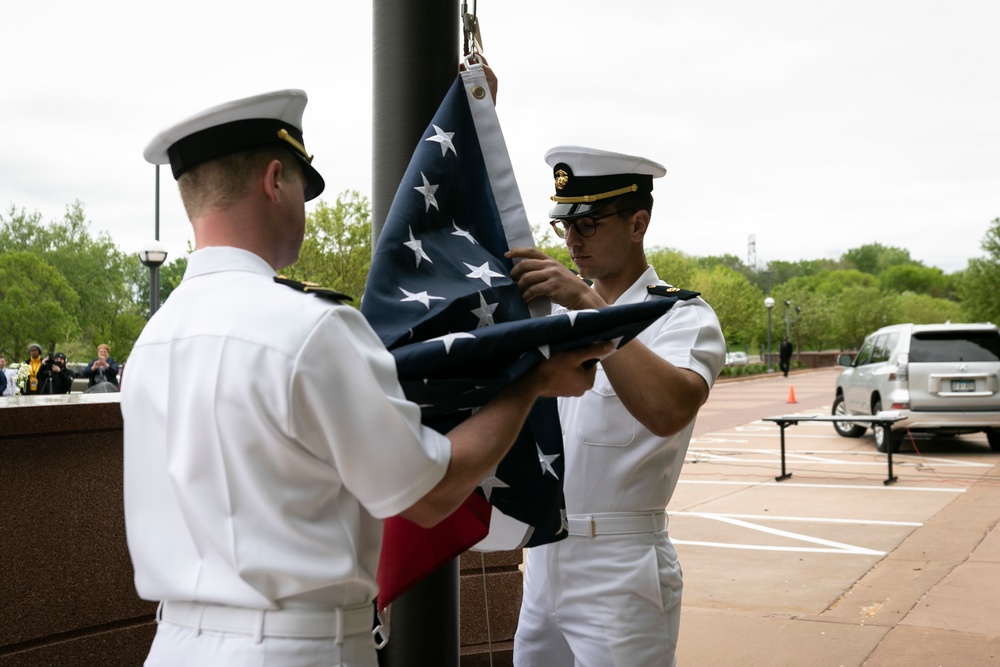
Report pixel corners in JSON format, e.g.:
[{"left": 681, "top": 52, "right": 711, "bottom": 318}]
[{"left": 3, "top": 1, "right": 998, "bottom": 275}]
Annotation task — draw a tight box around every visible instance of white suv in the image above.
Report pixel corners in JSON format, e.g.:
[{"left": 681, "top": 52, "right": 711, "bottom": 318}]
[{"left": 832, "top": 323, "right": 1000, "bottom": 452}]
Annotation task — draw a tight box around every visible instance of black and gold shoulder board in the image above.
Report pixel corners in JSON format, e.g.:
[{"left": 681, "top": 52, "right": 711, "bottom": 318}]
[
  {"left": 646, "top": 285, "right": 700, "bottom": 300},
  {"left": 275, "top": 277, "right": 353, "bottom": 304}
]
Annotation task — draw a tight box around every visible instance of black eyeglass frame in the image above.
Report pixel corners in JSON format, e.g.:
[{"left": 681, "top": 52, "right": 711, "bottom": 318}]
[{"left": 549, "top": 208, "right": 633, "bottom": 239}]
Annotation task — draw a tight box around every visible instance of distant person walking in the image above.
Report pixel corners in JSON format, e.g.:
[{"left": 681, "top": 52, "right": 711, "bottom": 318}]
[{"left": 779, "top": 336, "right": 793, "bottom": 377}]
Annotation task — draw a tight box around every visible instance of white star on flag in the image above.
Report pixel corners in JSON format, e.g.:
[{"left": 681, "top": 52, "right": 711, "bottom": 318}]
[
  {"left": 414, "top": 172, "right": 439, "bottom": 211},
  {"left": 399, "top": 287, "right": 446, "bottom": 309},
  {"left": 471, "top": 292, "right": 498, "bottom": 328},
  {"left": 451, "top": 222, "right": 478, "bottom": 244},
  {"left": 562, "top": 309, "right": 601, "bottom": 326},
  {"left": 425, "top": 331, "right": 476, "bottom": 353},
  {"left": 464, "top": 261, "right": 505, "bottom": 286},
  {"left": 426, "top": 124, "right": 457, "bottom": 157},
  {"left": 403, "top": 227, "right": 433, "bottom": 268},
  {"left": 479, "top": 472, "right": 510, "bottom": 502},
  {"left": 537, "top": 444, "right": 560, "bottom": 479}
]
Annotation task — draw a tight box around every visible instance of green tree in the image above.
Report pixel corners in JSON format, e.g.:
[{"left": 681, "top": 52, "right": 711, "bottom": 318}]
[
  {"left": 772, "top": 280, "right": 837, "bottom": 352},
  {"left": 695, "top": 254, "right": 744, "bottom": 272},
  {"left": 647, "top": 247, "right": 699, "bottom": 290},
  {"left": 535, "top": 225, "right": 573, "bottom": 268},
  {"left": 281, "top": 191, "right": 372, "bottom": 303},
  {"left": 879, "top": 264, "right": 949, "bottom": 298},
  {"left": 765, "top": 258, "right": 841, "bottom": 287},
  {"left": 691, "top": 265, "right": 764, "bottom": 350},
  {"left": 813, "top": 268, "right": 879, "bottom": 296},
  {"left": 830, "top": 285, "right": 898, "bottom": 349},
  {"left": 0, "top": 252, "right": 81, "bottom": 357},
  {"left": 959, "top": 218, "right": 1000, "bottom": 323},
  {"left": 896, "top": 291, "right": 963, "bottom": 324},
  {"left": 841, "top": 243, "right": 912, "bottom": 275},
  {"left": 0, "top": 202, "right": 144, "bottom": 359}
]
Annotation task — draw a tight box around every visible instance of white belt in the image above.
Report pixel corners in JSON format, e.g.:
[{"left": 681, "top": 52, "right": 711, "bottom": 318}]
[
  {"left": 158, "top": 600, "right": 373, "bottom": 644},
  {"left": 566, "top": 510, "right": 666, "bottom": 538}
]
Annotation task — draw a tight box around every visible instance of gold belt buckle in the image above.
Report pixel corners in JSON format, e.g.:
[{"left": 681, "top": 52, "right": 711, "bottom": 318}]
[{"left": 589, "top": 515, "right": 596, "bottom": 539}]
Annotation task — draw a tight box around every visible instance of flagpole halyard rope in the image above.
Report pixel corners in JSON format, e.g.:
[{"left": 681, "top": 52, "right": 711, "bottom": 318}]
[{"left": 479, "top": 551, "right": 494, "bottom": 666}]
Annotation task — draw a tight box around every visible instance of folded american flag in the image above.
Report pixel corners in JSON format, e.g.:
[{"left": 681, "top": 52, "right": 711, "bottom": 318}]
[{"left": 361, "top": 66, "right": 680, "bottom": 608}]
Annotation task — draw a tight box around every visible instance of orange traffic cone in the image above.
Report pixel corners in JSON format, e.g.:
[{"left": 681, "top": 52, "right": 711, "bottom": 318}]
[{"left": 787, "top": 386, "right": 797, "bottom": 404}]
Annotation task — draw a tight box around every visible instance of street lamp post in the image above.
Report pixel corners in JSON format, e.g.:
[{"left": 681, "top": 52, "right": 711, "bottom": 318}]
[
  {"left": 765, "top": 297, "right": 775, "bottom": 372},
  {"left": 784, "top": 299, "right": 792, "bottom": 339},
  {"left": 138, "top": 241, "right": 168, "bottom": 318}
]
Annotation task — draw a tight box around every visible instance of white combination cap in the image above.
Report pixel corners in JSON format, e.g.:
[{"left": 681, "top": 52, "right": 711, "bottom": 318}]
[
  {"left": 544, "top": 145, "right": 665, "bottom": 218},
  {"left": 144, "top": 89, "right": 325, "bottom": 201}
]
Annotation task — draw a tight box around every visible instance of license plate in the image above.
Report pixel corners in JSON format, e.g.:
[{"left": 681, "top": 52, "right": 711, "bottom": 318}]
[{"left": 951, "top": 379, "right": 976, "bottom": 392}]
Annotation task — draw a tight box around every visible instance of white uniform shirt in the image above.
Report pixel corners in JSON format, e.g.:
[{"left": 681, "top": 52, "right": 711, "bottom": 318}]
[
  {"left": 557, "top": 265, "right": 726, "bottom": 514},
  {"left": 1, "top": 367, "right": 14, "bottom": 396},
  {"left": 121, "top": 247, "right": 451, "bottom": 611}
]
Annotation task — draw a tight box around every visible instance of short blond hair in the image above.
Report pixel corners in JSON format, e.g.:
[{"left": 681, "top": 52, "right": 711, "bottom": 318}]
[
  {"left": 97, "top": 344, "right": 110, "bottom": 354},
  {"left": 178, "top": 146, "right": 300, "bottom": 219}
]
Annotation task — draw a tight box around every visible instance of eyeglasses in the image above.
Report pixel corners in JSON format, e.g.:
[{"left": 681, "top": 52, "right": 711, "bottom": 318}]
[{"left": 549, "top": 209, "right": 632, "bottom": 239}]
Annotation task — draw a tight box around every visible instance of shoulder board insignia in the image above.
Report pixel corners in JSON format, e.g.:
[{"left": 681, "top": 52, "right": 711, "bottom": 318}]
[
  {"left": 647, "top": 285, "right": 700, "bottom": 300},
  {"left": 275, "top": 277, "right": 353, "bottom": 303}
]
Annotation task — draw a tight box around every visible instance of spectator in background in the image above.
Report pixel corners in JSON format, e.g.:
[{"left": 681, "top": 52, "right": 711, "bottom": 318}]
[
  {"left": 41, "top": 352, "right": 75, "bottom": 395},
  {"left": 23, "top": 343, "right": 45, "bottom": 395},
  {"left": 0, "top": 355, "right": 10, "bottom": 396},
  {"left": 83, "top": 344, "right": 120, "bottom": 389}
]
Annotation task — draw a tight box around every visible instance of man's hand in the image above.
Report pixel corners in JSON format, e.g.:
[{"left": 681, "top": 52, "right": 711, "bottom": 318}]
[
  {"left": 529, "top": 341, "right": 613, "bottom": 398},
  {"left": 506, "top": 247, "right": 606, "bottom": 310}
]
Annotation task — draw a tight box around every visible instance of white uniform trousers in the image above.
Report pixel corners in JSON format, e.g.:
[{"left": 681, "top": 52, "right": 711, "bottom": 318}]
[
  {"left": 514, "top": 530, "right": 682, "bottom": 667},
  {"left": 145, "top": 603, "right": 378, "bottom": 667}
]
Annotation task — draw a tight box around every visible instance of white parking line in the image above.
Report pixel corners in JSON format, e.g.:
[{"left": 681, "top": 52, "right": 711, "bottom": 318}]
[
  {"left": 687, "top": 446, "right": 993, "bottom": 468},
  {"left": 674, "top": 512, "right": 923, "bottom": 527},
  {"left": 672, "top": 513, "right": 889, "bottom": 555},
  {"left": 678, "top": 479, "right": 966, "bottom": 492},
  {"left": 672, "top": 540, "right": 883, "bottom": 555}
]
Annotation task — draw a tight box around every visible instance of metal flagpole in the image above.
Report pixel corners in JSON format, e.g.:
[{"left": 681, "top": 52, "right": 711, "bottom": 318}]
[{"left": 372, "top": 1, "right": 461, "bottom": 665}]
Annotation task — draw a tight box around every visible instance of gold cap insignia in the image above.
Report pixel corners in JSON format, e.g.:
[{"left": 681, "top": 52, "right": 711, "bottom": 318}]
[{"left": 555, "top": 169, "right": 569, "bottom": 191}]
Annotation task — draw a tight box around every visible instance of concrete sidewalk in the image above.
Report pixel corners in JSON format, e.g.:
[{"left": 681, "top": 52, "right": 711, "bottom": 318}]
[{"left": 675, "top": 368, "right": 1000, "bottom": 666}]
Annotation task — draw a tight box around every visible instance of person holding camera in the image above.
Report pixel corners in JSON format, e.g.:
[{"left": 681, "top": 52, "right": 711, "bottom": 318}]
[
  {"left": 82, "top": 343, "right": 120, "bottom": 389},
  {"left": 39, "top": 352, "right": 75, "bottom": 395}
]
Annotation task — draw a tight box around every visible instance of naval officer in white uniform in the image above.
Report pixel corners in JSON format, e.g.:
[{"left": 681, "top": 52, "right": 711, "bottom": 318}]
[
  {"left": 508, "top": 146, "right": 726, "bottom": 666},
  {"left": 122, "top": 91, "right": 608, "bottom": 667}
]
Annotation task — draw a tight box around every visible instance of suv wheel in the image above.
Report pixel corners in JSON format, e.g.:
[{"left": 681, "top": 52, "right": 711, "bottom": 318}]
[
  {"left": 872, "top": 400, "right": 901, "bottom": 453},
  {"left": 832, "top": 395, "right": 866, "bottom": 438},
  {"left": 987, "top": 430, "right": 1000, "bottom": 453}
]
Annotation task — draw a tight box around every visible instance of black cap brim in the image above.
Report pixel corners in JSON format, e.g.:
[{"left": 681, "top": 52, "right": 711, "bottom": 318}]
[
  {"left": 548, "top": 198, "right": 619, "bottom": 219},
  {"left": 300, "top": 158, "right": 324, "bottom": 201}
]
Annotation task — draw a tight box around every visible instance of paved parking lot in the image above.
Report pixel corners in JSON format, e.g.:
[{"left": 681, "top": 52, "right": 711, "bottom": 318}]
[{"left": 674, "top": 368, "right": 1000, "bottom": 666}]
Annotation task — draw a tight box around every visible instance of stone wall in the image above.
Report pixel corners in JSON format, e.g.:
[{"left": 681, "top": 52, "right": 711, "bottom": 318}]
[
  {"left": 0, "top": 395, "right": 156, "bottom": 666},
  {"left": 0, "top": 396, "right": 522, "bottom": 666}
]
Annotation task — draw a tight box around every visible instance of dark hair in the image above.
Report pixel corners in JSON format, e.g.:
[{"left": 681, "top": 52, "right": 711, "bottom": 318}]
[{"left": 611, "top": 191, "right": 654, "bottom": 219}]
